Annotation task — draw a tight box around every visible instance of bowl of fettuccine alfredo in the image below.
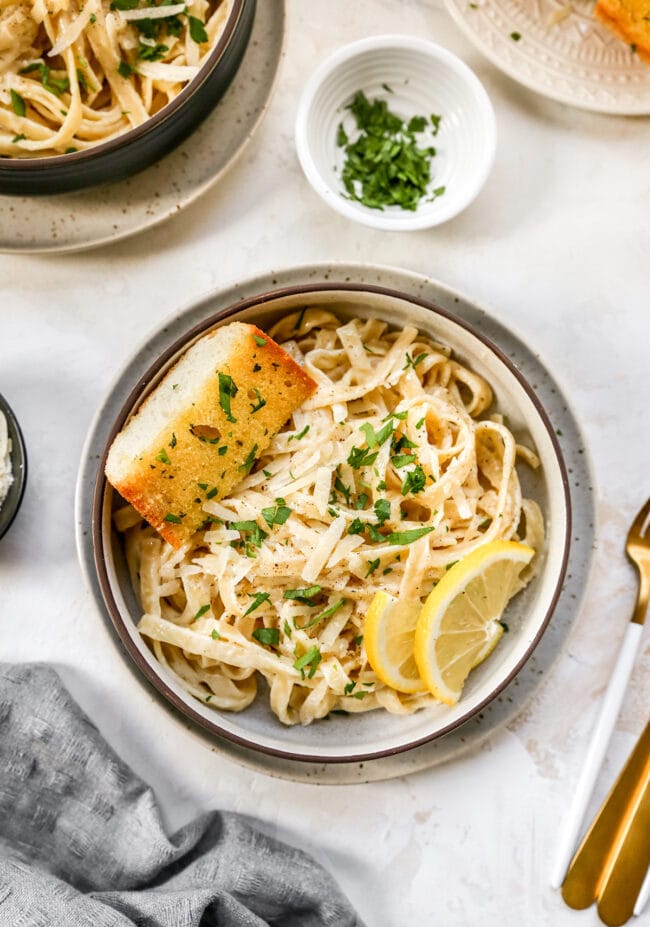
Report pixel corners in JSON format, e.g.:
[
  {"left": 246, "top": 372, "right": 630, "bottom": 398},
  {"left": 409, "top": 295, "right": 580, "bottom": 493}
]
[
  {"left": 94, "top": 283, "right": 570, "bottom": 763},
  {"left": 0, "top": 0, "right": 254, "bottom": 194}
]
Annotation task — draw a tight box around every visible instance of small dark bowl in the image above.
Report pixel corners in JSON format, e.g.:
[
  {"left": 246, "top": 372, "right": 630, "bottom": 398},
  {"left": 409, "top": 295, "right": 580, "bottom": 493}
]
[
  {"left": 0, "top": 394, "right": 27, "bottom": 540},
  {"left": 0, "top": 0, "right": 255, "bottom": 196}
]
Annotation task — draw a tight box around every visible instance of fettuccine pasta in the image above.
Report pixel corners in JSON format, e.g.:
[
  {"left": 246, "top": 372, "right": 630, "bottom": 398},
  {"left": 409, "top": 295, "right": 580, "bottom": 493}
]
[
  {"left": 118, "top": 311, "right": 544, "bottom": 725},
  {"left": 0, "top": 0, "right": 231, "bottom": 156}
]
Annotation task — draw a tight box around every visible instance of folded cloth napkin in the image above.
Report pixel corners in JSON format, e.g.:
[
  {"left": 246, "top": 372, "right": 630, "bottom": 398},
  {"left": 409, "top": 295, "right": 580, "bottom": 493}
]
[{"left": 0, "top": 663, "right": 363, "bottom": 927}]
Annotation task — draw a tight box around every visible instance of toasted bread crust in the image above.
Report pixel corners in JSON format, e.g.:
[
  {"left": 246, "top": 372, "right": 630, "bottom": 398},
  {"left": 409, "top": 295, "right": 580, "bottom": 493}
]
[
  {"left": 106, "top": 324, "right": 316, "bottom": 548},
  {"left": 595, "top": 0, "right": 650, "bottom": 63}
]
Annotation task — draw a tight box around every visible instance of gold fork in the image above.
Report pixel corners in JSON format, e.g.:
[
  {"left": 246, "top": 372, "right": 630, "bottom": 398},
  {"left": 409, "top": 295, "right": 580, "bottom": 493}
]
[
  {"left": 627, "top": 497, "right": 650, "bottom": 626},
  {"left": 552, "top": 497, "right": 650, "bottom": 889}
]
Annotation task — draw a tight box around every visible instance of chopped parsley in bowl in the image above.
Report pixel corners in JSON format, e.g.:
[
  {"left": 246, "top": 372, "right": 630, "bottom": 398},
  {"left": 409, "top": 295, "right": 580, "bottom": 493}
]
[{"left": 295, "top": 35, "right": 497, "bottom": 231}]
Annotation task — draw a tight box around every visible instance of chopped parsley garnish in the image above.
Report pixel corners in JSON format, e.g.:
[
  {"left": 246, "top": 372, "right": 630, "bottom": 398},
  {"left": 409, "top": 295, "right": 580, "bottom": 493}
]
[
  {"left": 249, "top": 388, "right": 266, "bottom": 413},
  {"left": 290, "top": 424, "right": 310, "bottom": 441},
  {"left": 294, "top": 308, "right": 306, "bottom": 331},
  {"left": 295, "top": 599, "right": 345, "bottom": 630},
  {"left": 253, "top": 334, "right": 267, "bottom": 347},
  {"left": 193, "top": 604, "right": 210, "bottom": 621},
  {"left": 383, "top": 410, "right": 408, "bottom": 422},
  {"left": 218, "top": 445, "right": 228, "bottom": 456},
  {"left": 24, "top": 63, "right": 70, "bottom": 96},
  {"left": 218, "top": 372, "right": 238, "bottom": 423},
  {"left": 344, "top": 681, "right": 356, "bottom": 695},
  {"left": 393, "top": 433, "right": 418, "bottom": 451},
  {"left": 355, "top": 493, "right": 369, "bottom": 510},
  {"left": 163, "top": 512, "right": 182, "bottom": 524},
  {"left": 188, "top": 14, "right": 208, "bottom": 43},
  {"left": 334, "top": 477, "right": 351, "bottom": 505},
  {"left": 359, "top": 420, "right": 394, "bottom": 448},
  {"left": 374, "top": 498, "right": 391, "bottom": 525},
  {"left": 10, "top": 90, "right": 25, "bottom": 117},
  {"left": 137, "top": 41, "right": 168, "bottom": 61},
  {"left": 206, "top": 487, "right": 218, "bottom": 499},
  {"left": 89, "top": 12, "right": 97, "bottom": 22},
  {"left": 12, "top": 134, "right": 26, "bottom": 143},
  {"left": 155, "top": 448, "right": 171, "bottom": 465},
  {"left": 244, "top": 591, "right": 271, "bottom": 616},
  {"left": 352, "top": 690, "right": 367, "bottom": 700},
  {"left": 478, "top": 517, "right": 492, "bottom": 530},
  {"left": 415, "top": 417, "right": 426, "bottom": 429},
  {"left": 65, "top": 146, "right": 77, "bottom": 153},
  {"left": 445, "top": 560, "right": 459, "bottom": 571},
  {"left": 210, "top": 629, "right": 221, "bottom": 640},
  {"left": 392, "top": 453, "right": 417, "bottom": 468},
  {"left": 386, "top": 526, "right": 435, "bottom": 545},
  {"left": 229, "top": 520, "right": 268, "bottom": 550},
  {"left": 499, "top": 620, "right": 509, "bottom": 632},
  {"left": 262, "top": 499, "right": 292, "bottom": 528},
  {"left": 510, "top": 31, "right": 521, "bottom": 40},
  {"left": 365, "top": 558, "right": 381, "bottom": 577},
  {"left": 169, "top": 433, "right": 177, "bottom": 448},
  {"left": 347, "top": 446, "right": 379, "bottom": 469},
  {"left": 354, "top": 634, "right": 363, "bottom": 645},
  {"left": 283, "top": 620, "right": 292, "bottom": 638},
  {"left": 283, "top": 585, "right": 322, "bottom": 603},
  {"left": 118, "top": 60, "right": 133, "bottom": 78},
  {"left": 253, "top": 627, "right": 280, "bottom": 646},
  {"left": 238, "top": 443, "right": 259, "bottom": 475},
  {"left": 336, "top": 90, "right": 443, "bottom": 212},
  {"left": 401, "top": 464, "right": 426, "bottom": 495},
  {"left": 404, "top": 351, "right": 427, "bottom": 370},
  {"left": 293, "top": 645, "right": 322, "bottom": 678}
]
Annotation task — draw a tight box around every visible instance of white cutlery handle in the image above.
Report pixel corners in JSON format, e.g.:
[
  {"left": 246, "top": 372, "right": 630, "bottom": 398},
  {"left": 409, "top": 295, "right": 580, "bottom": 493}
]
[
  {"left": 551, "top": 621, "right": 645, "bottom": 889},
  {"left": 634, "top": 866, "right": 650, "bottom": 917}
]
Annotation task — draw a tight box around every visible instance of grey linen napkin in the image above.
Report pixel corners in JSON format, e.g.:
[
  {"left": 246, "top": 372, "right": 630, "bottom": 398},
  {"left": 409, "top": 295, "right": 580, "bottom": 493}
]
[{"left": 0, "top": 663, "right": 362, "bottom": 927}]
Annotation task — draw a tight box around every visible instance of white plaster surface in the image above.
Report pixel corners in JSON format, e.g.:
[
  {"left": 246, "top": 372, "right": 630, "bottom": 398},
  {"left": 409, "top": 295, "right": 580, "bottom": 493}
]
[{"left": 1, "top": 0, "right": 649, "bottom": 924}]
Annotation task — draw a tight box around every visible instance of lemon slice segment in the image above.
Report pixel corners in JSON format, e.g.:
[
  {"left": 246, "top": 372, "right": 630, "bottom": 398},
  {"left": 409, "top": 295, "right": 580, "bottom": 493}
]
[
  {"left": 364, "top": 590, "right": 427, "bottom": 694},
  {"left": 414, "top": 540, "right": 535, "bottom": 706}
]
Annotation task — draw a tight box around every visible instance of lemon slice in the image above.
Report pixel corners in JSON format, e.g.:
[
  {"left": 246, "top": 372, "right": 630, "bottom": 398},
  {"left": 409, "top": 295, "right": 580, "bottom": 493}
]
[
  {"left": 414, "top": 540, "right": 535, "bottom": 706},
  {"left": 364, "top": 590, "right": 427, "bottom": 694}
]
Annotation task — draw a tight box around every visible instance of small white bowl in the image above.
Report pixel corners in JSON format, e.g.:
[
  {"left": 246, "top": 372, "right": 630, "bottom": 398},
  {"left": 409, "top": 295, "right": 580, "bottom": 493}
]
[{"left": 295, "top": 35, "right": 497, "bottom": 231}]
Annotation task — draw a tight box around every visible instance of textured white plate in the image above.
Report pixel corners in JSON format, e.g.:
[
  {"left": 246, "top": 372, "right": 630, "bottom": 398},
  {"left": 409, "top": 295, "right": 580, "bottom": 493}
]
[
  {"left": 76, "top": 262, "right": 597, "bottom": 783},
  {"left": 0, "top": 0, "right": 284, "bottom": 254},
  {"left": 445, "top": 0, "right": 650, "bottom": 114}
]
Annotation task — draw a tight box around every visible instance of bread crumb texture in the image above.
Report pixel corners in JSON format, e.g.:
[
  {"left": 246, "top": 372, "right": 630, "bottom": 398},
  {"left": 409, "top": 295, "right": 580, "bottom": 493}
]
[{"left": 105, "top": 322, "right": 316, "bottom": 547}]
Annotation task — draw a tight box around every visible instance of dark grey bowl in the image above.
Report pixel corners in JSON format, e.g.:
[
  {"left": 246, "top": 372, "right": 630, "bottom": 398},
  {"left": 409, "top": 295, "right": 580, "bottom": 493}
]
[
  {"left": 0, "top": 0, "right": 255, "bottom": 196},
  {"left": 0, "top": 394, "right": 27, "bottom": 540}
]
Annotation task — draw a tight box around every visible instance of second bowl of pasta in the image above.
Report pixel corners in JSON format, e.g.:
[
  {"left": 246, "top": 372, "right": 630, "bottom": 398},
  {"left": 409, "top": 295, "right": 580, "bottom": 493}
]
[
  {"left": 92, "top": 281, "right": 571, "bottom": 763},
  {"left": 0, "top": 0, "right": 254, "bottom": 194}
]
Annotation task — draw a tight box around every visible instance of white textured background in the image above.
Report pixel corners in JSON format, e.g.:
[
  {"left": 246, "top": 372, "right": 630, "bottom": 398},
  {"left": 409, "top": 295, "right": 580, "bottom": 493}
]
[{"left": 1, "top": 1, "right": 649, "bottom": 924}]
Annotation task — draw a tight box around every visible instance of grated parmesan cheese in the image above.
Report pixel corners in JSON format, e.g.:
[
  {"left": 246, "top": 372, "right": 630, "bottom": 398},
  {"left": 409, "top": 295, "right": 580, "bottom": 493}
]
[{"left": 0, "top": 411, "right": 13, "bottom": 507}]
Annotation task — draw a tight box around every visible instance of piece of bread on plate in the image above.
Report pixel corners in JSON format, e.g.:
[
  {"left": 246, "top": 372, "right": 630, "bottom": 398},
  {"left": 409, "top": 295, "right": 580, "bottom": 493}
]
[
  {"left": 595, "top": 0, "right": 650, "bottom": 63},
  {"left": 106, "top": 321, "right": 316, "bottom": 548}
]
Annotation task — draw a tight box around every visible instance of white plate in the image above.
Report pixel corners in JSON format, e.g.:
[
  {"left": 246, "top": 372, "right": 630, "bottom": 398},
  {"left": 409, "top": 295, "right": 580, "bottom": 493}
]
[
  {"left": 76, "top": 262, "right": 596, "bottom": 782},
  {"left": 0, "top": 0, "right": 284, "bottom": 254},
  {"left": 445, "top": 0, "right": 650, "bottom": 114}
]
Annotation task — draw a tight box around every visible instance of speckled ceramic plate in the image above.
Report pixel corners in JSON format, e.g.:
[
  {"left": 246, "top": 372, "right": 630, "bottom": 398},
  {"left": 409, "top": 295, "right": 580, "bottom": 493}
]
[
  {"left": 76, "top": 263, "right": 597, "bottom": 783},
  {"left": 0, "top": 0, "right": 284, "bottom": 254},
  {"left": 445, "top": 0, "right": 650, "bottom": 114}
]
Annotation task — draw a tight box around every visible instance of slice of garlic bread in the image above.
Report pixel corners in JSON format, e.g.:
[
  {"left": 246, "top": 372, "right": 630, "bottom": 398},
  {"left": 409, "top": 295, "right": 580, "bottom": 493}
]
[
  {"left": 595, "top": 0, "right": 650, "bottom": 63},
  {"left": 106, "top": 322, "right": 316, "bottom": 548}
]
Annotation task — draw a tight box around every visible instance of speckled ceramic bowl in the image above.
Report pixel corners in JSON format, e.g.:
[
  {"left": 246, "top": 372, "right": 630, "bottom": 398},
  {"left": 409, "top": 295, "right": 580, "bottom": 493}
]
[
  {"left": 0, "top": 0, "right": 255, "bottom": 196},
  {"left": 90, "top": 282, "right": 571, "bottom": 764},
  {"left": 0, "top": 393, "right": 27, "bottom": 540}
]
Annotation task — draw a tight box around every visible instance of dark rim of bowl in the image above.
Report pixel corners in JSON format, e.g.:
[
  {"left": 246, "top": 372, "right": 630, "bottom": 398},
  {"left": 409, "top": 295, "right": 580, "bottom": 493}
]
[
  {"left": 92, "top": 281, "right": 572, "bottom": 764},
  {"left": 0, "top": 393, "right": 27, "bottom": 540},
  {"left": 0, "top": 0, "right": 245, "bottom": 171}
]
